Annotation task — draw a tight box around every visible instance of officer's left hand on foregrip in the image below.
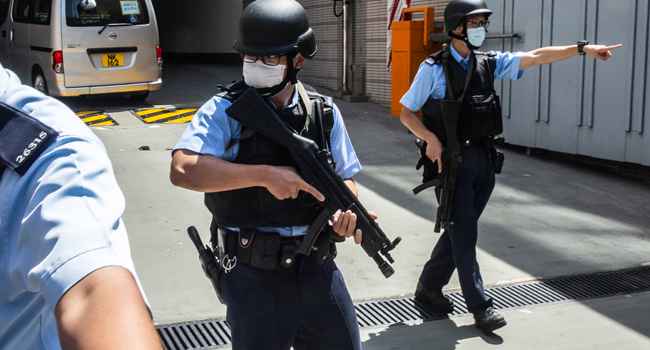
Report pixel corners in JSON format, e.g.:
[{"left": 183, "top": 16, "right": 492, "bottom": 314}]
[{"left": 332, "top": 210, "right": 378, "bottom": 245}]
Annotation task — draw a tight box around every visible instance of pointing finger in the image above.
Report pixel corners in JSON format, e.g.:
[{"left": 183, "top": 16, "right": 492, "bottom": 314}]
[
  {"left": 300, "top": 182, "right": 325, "bottom": 202},
  {"left": 606, "top": 44, "right": 623, "bottom": 50}
]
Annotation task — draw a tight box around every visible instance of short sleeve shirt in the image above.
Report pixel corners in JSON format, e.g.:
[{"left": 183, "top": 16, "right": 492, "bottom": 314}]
[
  {"left": 0, "top": 65, "right": 150, "bottom": 350},
  {"left": 400, "top": 45, "right": 525, "bottom": 113},
  {"left": 173, "top": 85, "right": 362, "bottom": 237}
]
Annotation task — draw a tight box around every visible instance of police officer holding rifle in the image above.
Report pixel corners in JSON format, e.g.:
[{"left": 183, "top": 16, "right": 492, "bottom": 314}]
[
  {"left": 400, "top": 0, "right": 621, "bottom": 334},
  {"left": 170, "top": 0, "right": 398, "bottom": 348}
]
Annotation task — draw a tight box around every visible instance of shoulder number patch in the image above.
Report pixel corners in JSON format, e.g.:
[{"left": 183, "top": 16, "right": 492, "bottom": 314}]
[{"left": 0, "top": 102, "right": 59, "bottom": 176}]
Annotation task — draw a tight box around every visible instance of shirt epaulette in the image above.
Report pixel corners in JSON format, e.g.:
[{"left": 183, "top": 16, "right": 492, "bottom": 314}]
[
  {"left": 425, "top": 50, "right": 445, "bottom": 66},
  {"left": 218, "top": 80, "right": 249, "bottom": 102},
  {"left": 0, "top": 102, "right": 59, "bottom": 176},
  {"left": 302, "top": 83, "right": 334, "bottom": 107}
]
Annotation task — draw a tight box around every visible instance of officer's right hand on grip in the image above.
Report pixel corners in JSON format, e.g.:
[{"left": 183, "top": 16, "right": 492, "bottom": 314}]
[
  {"left": 264, "top": 165, "right": 325, "bottom": 201},
  {"left": 425, "top": 133, "right": 445, "bottom": 174}
]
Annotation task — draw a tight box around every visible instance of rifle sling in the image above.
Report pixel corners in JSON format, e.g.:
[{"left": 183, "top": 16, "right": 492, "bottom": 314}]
[{"left": 442, "top": 47, "right": 474, "bottom": 103}]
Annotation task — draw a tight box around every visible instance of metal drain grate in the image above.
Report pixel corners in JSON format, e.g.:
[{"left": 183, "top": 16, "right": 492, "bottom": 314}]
[
  {"left": 157, "top": 319, "right": 230, "bottom": 350},
  {"left": 156, "top": 266, "right": 650, "bottom": 349}
]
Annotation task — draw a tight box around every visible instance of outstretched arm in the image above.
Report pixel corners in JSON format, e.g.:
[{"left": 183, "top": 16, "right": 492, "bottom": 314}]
[{"left": 520, "top": 44, "right": 622, "bottom": 70}]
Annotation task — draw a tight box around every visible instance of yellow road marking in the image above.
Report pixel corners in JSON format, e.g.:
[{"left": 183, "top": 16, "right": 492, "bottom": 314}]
[
  {"left": 163, "top": 115, "right": 195, "bottom": 124},
  {"left": 81, "top": 114, "right": 109, "bottom": 123},
  {"left": 135, "top": 108, "right": 169, "bottom": 117},
  {"left": 89, "top": 120, "right": 115, "bottom": 126},
  {"left": 144, "top": 109, "right": 198, "bottom": 123},
  {"left": 76, "top": 111, "right": 101, "bottom": 117}
]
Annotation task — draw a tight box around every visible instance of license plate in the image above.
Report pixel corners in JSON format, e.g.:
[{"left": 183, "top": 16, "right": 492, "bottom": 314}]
[{"left": 101, "top": 53, "right": 124, "bottom": 67}]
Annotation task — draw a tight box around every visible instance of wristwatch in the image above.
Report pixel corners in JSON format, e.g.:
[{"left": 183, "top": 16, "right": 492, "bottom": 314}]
[{"left": 578, "top": 40, "right": 589, "bottom": 55}]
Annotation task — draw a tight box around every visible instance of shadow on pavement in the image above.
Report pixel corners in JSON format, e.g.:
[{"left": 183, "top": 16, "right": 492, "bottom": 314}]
[
  {"left": 333, "top": 97, "right": 650, "bottom": 342},
  {"left": 363, "top": 321, "right": 504, "bottom": 350}
]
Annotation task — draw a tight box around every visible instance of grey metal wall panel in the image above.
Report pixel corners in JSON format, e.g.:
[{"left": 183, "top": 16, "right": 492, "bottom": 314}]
[
  {"left": 538, "top": 0, "right": 553, "bottom": 125},
  {"left": 542, "top": 0, "right": 585, "bottom": 155},
  {"left": 588, "top": 0, "right": 635, "bottom": 162},
  {"left": 577, "top": 0, "right": 598, "bottom": 157},
  {"left": 296, "top": 0, "right": 451, "bottom": 106},
  {"left": 503, "top": 0, "right": 543, "bottom": 148},
  {"left": 631, "top": 0, "right": 648, "bottom": 134},
  {"left": 625, "top": 0, "right": 649, "bottom": 165}
]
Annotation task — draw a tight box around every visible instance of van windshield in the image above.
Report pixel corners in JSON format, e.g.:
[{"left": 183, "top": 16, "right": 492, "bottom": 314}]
[{"left": 66, "top": 0, "right": 149, "bottom": 26}]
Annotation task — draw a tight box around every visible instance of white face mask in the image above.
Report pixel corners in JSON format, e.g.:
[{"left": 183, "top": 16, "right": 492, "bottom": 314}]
[
  {"left": 466, "top": 27, "right": 486, "bottom": 48},
  {"left": 242, "top": 61, "right": 287, "bottom": 89}
]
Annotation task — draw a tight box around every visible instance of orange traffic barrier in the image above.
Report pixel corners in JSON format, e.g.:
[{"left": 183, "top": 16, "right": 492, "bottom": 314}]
[{"left": 391, "top": 7, "right": 444, "bottom": 116}]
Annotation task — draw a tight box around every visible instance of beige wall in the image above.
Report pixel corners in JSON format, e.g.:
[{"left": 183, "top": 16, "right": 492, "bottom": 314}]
[{"left": 297, "top": 0, "right": 452, "bottom": 106}]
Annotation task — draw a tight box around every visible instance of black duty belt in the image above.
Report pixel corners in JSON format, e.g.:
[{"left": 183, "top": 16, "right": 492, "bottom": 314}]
[
  {"left": 461, "top": 136, "right": 495, "bottom": 148},
  {"left": 219, "top": 227, "right": 333, "bottom": 270}
]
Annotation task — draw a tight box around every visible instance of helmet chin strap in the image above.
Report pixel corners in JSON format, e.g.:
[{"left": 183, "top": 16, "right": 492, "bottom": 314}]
[
  {"left": 448, "top": 22, "right": 481, "bottom": 51},
  {"left": 255, "top": 53, "right": 300, "bottom": 97}
]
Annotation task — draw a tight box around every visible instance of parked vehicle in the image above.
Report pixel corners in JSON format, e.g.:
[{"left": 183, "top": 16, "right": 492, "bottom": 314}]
[{"left": 0, "top": 0, "right": 162, "bottom": 99}]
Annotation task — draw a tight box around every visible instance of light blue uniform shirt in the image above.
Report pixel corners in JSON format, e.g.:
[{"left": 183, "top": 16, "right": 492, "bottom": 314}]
[
  {"left": 400, "top": 45, "right": 525, "bottom": 113},
  {"left": 0, "top": 65, "right": 150, "bottom": 350},
  {"left": 174, "top": 84, "right": 362, "bottom": 237}
]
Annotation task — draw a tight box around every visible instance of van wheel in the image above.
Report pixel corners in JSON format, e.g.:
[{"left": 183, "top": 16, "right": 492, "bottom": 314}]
[
  {"left": 130, "top": 91, "right": 149, "bottom": 101},
  {"left": 32, "top": 68, "right": 49, "bottom": 95}
]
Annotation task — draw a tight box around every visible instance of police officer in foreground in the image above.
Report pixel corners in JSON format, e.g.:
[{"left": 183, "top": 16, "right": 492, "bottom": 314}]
[
  {"left": 170, "top": 0, "right": 367, "bottom": 348},
  {"left": 0, "top": 63, "right": 161, "bottom": 349},
  {"left": 400, "top": 0, "right": 621, "bottom": 334}
]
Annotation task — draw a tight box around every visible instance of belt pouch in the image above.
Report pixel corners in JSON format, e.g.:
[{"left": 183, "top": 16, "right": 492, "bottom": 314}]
[
  {"left": 237, "top": 228, "right": 256, "bottom": 264},
  {"left": 249, "top": 231, "right": 281, "bottom": 270},
  {"left": 281, "top": 240, "right": 297, "bottom": 268},
  {"left": 491, "top": 148, "right": 505, "bottom": 174},
  {"left": 308, "top": 230, "right": 331, "bottom": 267}
]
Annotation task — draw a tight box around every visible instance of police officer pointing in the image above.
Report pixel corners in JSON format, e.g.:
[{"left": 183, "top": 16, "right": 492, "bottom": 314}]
[
  {"left": 400, "top": 0, "right": 621, "bottom": 334},
  {"left": 170, "top": 0, "right": 367, "bottom": 348}
]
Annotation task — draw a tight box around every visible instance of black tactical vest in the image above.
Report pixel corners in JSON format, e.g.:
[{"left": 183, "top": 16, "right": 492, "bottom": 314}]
[
  {"left": 204, "top": 82, "right": 332, "bottom": 229},
  {"left": 421, "top": 50, "right": 503, "bottom": 145}
]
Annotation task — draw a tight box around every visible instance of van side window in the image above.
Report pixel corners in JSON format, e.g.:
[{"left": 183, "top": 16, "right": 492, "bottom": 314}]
[
  {"left": 12, "top": 0, "right": 33, "bottom": 23},
  {"left": 32, "top": 0, "right": 51, "bottom": 25},
  {"left": 0, "top": 0, "right": 10, "bottom": 26}
]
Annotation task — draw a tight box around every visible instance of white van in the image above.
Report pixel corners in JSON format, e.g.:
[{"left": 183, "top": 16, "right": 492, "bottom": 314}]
[{"left": 0, "top": 0, "right": 162, "bottom": 99}]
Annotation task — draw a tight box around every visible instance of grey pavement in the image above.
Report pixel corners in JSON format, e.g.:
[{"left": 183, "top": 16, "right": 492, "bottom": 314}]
[{"left": 59, "top": 63, "right": 650, "bottom": 348}]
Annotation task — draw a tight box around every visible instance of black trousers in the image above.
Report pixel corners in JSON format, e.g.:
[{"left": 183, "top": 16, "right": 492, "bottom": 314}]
[
  {"left": 221, "top": 254, "right": 361, "bottom": 350},
  {"left": 419, "top": 143, "right": 496, "bottom": 313}
]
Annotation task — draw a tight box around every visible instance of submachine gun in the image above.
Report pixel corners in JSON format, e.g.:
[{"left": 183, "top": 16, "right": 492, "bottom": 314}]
[
  {"left": 412, "top": 99, "right": 461, "bottom": 233},
  {"left": 225, "top": 88, "right": 401, "bottom": 278},
  {"left": 413, "top": 42, "right": 471, "bottom": 233}
]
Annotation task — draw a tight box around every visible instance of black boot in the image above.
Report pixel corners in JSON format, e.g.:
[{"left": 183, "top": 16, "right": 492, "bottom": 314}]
[
  {"left": 414, "top": 282, "right": 454, "bottom": 313},
  {"left": 473, "top": 307, "right": 507, "bottom": 334}
]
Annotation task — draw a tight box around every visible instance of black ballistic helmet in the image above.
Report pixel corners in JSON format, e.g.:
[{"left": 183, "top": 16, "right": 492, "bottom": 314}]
[
  {"left": 444, "top": 0, "right": 493, "bottom": 33},
  {"left": 234, "top": 0, "right": 317, "bottom": 59}
]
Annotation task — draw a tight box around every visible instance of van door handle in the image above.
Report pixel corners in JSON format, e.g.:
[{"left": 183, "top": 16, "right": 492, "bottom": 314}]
[
  {"left": 10, "top": 29, "right": 14, "bottom": 41},
  {"left": 1, "top": 30, "right": 5, "bottom": 38}
]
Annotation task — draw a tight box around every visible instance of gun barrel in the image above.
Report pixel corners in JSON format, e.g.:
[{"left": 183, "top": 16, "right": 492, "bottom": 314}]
[{"left": 372, "top": 253, "right": 395, "bottom": 278}]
